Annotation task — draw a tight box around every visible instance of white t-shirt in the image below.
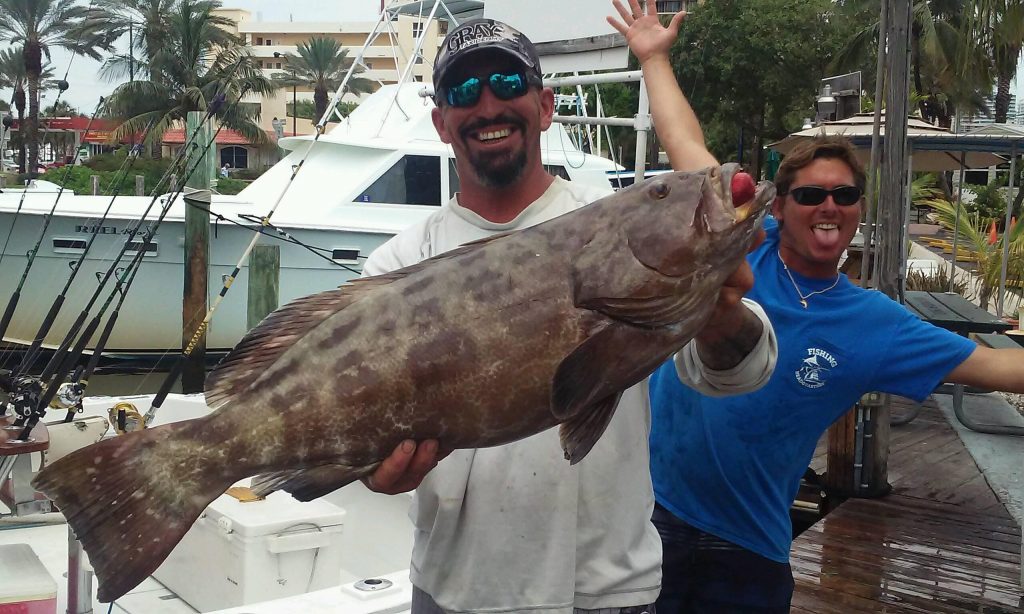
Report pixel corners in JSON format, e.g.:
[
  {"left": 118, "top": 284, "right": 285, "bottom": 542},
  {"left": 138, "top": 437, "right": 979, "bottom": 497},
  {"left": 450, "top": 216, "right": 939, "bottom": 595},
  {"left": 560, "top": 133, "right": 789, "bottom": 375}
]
[{"left": 363, "top": 177, "right": 775, "bottom": 614}]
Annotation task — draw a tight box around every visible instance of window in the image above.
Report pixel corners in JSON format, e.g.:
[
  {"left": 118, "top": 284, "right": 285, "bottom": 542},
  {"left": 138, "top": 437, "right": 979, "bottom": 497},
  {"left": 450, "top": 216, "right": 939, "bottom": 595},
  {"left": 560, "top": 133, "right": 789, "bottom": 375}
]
[
  {"left": 221, "top": 146, "right": 249, "bottom": 170},
  {"left": 332, "top": 248, "right": 360, "bottom": 264},
  {"left": 265, "top": 38, "right": 272, "bottom": 45},
  {"left": 275, "top": 62, "right": 282, "bottom": 69},
  {"left": 365, "top": 61, "right": 373, "bottom": 70},
  {"left": 415, "top": 54, "right": 424, "bottom": 64},
  {"left": 412, "top": 22, "right": 425, "bottom": 39},
  {"left": 257, "top": 60, "right": 263, "bottom": 68},
  {"left": 545, "top": 165, "right": 571, "bottom": 180},
  {"left": 53, "top": 238, "right": 157, "bottom": 256},
  {"left": 255, "top": 37, "right": 263, "bottom": 45},
  {"left": 656, "top": 0, "right": 684, "bottom": 12},
  {"left": 356, "top": 155, "right": 442, "bottom": 206},
  {"left": 414, "top": 75, "right": 423, "bottom": 82}
]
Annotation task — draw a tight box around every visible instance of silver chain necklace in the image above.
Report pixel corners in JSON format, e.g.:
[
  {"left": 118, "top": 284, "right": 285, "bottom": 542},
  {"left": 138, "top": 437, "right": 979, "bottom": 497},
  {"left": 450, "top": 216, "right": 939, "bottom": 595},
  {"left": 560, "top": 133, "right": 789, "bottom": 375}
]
[{"left": 778, "top": 250, "right": 840, "bottom": 309}]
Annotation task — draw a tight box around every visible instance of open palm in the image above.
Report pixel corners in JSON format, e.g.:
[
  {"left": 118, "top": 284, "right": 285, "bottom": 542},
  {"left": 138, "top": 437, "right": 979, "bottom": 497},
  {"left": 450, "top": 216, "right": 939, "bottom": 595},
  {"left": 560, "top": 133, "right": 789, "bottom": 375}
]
[{"left": 607, "top": 0, "right": 686, "bottom": 64}]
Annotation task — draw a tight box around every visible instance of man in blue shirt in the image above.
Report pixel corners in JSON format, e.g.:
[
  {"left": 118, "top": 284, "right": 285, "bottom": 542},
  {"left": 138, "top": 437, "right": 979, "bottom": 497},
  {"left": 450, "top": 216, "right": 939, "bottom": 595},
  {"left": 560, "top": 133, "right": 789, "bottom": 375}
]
[{"left": 612, "top": 0, "right": 1024, "bottom": 610}]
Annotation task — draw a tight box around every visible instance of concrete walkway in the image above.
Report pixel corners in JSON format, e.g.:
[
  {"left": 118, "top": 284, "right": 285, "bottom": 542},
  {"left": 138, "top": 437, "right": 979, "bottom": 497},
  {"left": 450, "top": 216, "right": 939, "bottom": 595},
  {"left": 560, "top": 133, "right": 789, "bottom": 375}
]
[{"left": 932, "top": 392, "right": 1024, "bottom": 529}]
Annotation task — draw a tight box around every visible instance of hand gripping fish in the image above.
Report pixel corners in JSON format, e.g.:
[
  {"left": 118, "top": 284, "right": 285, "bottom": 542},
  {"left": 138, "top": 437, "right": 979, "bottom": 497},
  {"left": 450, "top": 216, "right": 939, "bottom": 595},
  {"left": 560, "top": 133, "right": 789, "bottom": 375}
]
[{"left": 33, "top": 164, "right": 774, "bottom": 602}]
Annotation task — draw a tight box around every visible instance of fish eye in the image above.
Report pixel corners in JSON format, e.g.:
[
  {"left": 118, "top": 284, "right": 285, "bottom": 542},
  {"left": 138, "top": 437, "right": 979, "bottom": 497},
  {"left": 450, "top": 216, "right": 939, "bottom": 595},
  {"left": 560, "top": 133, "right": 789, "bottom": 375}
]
[{"left": 649, "top": 182, "right": 670, "bottom": 200}]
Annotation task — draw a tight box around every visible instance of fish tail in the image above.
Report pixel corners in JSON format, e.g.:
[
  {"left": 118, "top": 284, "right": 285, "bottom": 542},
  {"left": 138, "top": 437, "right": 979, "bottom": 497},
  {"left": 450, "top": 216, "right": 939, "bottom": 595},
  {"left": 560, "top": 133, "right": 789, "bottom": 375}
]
[{"left": 32, "top": 421, "right": 236, "bottom": 603}]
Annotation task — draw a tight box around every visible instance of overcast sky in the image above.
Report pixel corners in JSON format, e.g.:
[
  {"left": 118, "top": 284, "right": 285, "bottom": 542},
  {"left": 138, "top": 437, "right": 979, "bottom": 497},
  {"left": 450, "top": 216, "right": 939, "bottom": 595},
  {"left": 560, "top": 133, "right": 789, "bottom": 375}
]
[{"left": 12, "top": 1, "right": 1024, "bottom": 122}]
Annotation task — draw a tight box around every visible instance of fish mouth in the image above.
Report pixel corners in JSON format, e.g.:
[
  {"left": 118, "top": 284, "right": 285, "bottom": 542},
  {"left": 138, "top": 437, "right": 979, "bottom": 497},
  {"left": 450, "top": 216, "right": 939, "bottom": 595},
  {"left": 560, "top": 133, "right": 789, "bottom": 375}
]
[{"left": 702, "top": 163, "right": 774, "bottom": 232}]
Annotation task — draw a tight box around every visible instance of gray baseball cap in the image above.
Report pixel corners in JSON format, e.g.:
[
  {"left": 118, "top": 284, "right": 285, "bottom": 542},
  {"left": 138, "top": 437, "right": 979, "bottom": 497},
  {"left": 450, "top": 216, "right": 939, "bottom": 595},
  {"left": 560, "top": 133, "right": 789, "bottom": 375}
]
[{"left": 433, "top": 18, "right": 543, "bottom": 97}]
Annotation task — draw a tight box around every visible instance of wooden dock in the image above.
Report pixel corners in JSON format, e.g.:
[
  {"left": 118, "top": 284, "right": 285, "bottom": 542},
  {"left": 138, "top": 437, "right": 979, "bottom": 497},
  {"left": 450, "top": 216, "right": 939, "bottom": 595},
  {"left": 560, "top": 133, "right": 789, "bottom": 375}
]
[{"left": 796, "top": 396, "right": 1023, "bottom": 612}]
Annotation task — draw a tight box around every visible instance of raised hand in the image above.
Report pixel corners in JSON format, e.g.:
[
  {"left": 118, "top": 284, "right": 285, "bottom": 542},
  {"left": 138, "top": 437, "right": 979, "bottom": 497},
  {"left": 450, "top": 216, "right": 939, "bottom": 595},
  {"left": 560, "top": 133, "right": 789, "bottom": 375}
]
[{"left": 607, "top": 0, "right": 687, "bottom": 64}]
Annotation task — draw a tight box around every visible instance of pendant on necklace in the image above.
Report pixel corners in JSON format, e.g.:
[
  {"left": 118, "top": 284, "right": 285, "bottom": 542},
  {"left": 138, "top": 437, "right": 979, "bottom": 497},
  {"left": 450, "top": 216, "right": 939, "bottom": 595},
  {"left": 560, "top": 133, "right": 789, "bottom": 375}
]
[{"left": 800, "top": 299, "right": 808, "bottom": 309}]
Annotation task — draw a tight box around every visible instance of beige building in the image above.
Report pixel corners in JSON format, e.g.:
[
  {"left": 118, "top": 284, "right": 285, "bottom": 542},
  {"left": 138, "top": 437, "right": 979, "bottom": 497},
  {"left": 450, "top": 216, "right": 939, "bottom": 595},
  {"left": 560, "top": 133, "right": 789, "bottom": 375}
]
[{"left": 214, "top": 7, "right": 446, "bottom": 137}]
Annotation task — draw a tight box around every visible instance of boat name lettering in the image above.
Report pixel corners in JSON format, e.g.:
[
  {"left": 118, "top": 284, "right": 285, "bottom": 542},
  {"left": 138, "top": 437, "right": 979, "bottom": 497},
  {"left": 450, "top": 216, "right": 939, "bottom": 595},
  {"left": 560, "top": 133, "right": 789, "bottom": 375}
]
[{"left": 75, "top": 225, "right": 137, "bottom": 235}]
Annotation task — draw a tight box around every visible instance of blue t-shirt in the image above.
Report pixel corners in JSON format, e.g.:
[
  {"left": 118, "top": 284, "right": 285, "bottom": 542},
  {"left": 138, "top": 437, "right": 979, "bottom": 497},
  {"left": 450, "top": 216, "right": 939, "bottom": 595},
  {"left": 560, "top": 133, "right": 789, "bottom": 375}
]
[{"left": 648, "top": 217, "right": 977, "bottom": 563}]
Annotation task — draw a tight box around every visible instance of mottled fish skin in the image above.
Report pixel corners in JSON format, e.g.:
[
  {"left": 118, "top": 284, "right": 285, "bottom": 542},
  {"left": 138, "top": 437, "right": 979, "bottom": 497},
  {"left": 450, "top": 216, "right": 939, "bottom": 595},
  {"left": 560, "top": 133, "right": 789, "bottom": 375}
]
[{"left": 32, "top": 164, "right": 774, "bottom": 603}]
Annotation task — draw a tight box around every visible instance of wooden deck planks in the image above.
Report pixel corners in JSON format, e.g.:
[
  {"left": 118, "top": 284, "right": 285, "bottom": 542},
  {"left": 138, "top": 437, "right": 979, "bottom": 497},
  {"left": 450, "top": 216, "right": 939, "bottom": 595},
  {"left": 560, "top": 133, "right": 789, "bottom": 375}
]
[{"left": 795, "top": 395, "right": 1023, "bottom": 612}]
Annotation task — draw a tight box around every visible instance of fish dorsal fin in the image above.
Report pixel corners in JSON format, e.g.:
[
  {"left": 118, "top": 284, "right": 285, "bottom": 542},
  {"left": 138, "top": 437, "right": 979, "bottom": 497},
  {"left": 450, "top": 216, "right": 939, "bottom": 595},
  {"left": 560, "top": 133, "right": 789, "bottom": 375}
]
[
  {"left": 206, "top": 282, "right": 380, "bottom": 408},
  {"left": 206, "top": 232, "right": 512, "bottom": 409}
]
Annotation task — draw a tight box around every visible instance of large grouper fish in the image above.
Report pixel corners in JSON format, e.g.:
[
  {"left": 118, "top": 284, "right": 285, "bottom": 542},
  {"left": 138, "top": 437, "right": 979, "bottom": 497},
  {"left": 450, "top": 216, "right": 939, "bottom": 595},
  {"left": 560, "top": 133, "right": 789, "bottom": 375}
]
[{"left": 33, "top": 163, "right": 773, "bottom": 602}]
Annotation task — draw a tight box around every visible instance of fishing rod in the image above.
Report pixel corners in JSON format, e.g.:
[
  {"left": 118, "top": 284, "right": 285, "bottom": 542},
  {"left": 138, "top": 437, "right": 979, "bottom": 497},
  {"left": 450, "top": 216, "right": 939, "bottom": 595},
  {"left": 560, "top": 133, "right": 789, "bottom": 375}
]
[
  {"left": 21, "top": 95, "right": 227, "bottom": 380},
  {"left": 0, "top": 50, "right": 250, "bottom": 367},
  {"left": 0, "top": 96, "right": 108, "bottom": 354},
  {"left": 14, "top": 91, "right": 247, "bottom": 435},
  {"left": 143, "top": 64, "right": 374, "bottom": 423},
  {"left": 6, "top": 118, "right": 160, "bottom": 375},
  {"left": 25, "top": 128, "right": 233, "bottom": 435}
]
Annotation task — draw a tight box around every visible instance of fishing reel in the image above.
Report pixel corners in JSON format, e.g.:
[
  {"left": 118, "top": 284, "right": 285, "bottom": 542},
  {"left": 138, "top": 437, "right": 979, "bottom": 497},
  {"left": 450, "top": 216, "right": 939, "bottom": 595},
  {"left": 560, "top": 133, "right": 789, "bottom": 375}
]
[
  {"left": 49, "top": 380, "right": 85, "bottom": 411},
  {"left": 7, "top": 376, "right": 42, "bottom": 421},
  {"left": 107, "top": 402, "right": 146, "bottom": 435}
]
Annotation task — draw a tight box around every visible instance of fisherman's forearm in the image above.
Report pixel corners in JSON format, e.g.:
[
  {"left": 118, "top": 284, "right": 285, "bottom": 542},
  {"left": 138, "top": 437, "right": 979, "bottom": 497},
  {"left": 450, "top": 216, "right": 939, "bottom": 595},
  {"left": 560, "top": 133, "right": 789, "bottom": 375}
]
[{"left": 695, "top": 304, "right": 763, "bottom": 369}]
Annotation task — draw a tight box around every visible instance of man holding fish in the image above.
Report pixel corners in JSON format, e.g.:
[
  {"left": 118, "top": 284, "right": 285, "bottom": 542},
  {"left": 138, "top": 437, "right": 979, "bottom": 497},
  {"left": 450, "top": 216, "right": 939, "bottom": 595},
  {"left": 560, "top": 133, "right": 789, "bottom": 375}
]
[
  {"left": 361, "top": 6, "right": 778, "bottom": 614},
  {"left": 619, "top": 1, "right": 1024, "bottom": 612},
  {"left": 32, "top": 3, "right": 776, "bottom": 610}
]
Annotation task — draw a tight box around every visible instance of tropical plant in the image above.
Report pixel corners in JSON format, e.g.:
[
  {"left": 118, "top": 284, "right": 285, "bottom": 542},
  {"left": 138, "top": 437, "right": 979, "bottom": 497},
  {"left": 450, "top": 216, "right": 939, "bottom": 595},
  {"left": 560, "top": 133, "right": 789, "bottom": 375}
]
[
  {"left": 964, "top": 0, "right": 1024, "bottom": 123},
  {"left": 272, "top": 37, "right": 374, "bottom": 124},
  {"left": 0, "top": 0, "right": 114, "bottom": 176},
  {"left": 82, "top": 0, "right": 178, "bottom": 84},
  {"left": 664, "top": 0, "right": 855, "bottom": 175},
  {"left": 906, "top": 266, "right": 971, "bottom": 295},
  {"left": 43, "top": 99, "right": 78, "bottom": 116},
  {"left": 102, "top": 0, "right": 274, "bottom": 155},
  {"left": 930, "top": 198, "right": 1024, "bottom": 310},
  {"left": 833, "top": 0, "right": 992, "bottom": 129},
  {"left": 285, "top": 99, "right": 357, "bottom": 121},
  {"left": 0, "top": 47, "right": 28, "bottom": 173}
]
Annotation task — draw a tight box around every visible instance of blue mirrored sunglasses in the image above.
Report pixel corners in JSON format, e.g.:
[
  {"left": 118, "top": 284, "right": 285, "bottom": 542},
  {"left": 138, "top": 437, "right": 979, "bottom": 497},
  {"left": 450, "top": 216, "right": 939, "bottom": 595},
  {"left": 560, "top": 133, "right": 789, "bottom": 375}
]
[{"left": 443, "top": 71, "right": 538, "bottom": 108}]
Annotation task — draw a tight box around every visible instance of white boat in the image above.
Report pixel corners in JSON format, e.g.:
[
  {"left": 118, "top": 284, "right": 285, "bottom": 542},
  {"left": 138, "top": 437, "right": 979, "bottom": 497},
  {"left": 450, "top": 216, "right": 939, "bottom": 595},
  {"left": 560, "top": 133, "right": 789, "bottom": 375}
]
[{"left": 0, "top": 83, "right": 617, "bottom": 355}]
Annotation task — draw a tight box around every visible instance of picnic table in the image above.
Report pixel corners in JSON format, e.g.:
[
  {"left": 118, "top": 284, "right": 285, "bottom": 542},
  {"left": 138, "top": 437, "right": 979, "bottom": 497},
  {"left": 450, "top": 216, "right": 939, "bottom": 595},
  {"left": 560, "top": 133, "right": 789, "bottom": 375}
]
[{"left": 903, "top": 291, "right": 1024, "bottom": 436}]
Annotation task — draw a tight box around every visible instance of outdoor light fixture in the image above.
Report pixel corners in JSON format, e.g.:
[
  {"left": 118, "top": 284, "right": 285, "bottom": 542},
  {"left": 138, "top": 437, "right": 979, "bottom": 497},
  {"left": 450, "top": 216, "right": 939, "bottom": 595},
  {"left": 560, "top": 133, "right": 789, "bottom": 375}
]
[
  {"left": 802, "top": 118, "right": 813, "bottom": 130},
  {"left": 816, "top": 84, "right": 837, "bottom": 122}
]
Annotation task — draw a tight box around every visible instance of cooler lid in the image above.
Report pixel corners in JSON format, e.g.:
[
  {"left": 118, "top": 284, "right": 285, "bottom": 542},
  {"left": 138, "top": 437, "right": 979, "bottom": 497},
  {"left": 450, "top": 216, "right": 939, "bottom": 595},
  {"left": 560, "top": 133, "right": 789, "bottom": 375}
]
[
  {"left": 0, "top": 544, "right": 57, "bottom": 602},
  {"left": 204, "top": 488, "right": 346, "bottom": 538}
]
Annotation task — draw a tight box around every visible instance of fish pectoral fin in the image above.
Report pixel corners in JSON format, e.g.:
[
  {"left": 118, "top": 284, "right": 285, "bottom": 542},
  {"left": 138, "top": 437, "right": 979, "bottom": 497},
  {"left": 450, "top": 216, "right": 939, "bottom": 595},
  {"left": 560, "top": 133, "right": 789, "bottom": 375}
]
[
  {"left": 251, "top": 463, "right": 379, "bottom": 502},
  {"left": 559, "top": 392, "right": 622, "bottom": 465}
]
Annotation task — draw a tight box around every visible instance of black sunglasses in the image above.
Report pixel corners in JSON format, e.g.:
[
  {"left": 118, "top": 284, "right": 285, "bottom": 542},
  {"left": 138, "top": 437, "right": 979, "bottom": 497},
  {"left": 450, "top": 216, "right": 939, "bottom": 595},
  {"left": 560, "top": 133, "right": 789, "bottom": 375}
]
[
  {"left": 443, "top": 71, "right": 540, "bottom": 108},
  {"left": 787, "top": 185, "right": 862, "bottom": 206}
]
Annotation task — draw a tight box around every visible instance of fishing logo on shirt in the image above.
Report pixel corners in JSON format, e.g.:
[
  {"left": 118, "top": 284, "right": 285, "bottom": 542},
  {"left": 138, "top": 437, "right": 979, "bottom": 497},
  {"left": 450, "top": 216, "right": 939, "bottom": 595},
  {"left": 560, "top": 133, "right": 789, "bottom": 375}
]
[{"left": 795, "top": 347, "right": 837, "bottom": 389}]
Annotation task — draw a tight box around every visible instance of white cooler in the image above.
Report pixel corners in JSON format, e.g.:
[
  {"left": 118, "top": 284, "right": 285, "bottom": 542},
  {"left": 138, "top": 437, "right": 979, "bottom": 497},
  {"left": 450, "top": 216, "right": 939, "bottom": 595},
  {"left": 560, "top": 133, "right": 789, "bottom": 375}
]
[{"left": 154, "top": 489, "right": 346, "bottom": 612}]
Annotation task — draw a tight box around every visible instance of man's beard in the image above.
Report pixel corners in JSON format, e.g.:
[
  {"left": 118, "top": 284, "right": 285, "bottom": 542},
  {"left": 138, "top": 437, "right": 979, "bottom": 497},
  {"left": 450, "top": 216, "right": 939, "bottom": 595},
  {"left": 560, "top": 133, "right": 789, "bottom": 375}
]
[
  {"left": 459, "top": 114, "right": 529, "bottom": 188},
  {"left": 471, "top": 147, "right": 528, "bottom": 188}
]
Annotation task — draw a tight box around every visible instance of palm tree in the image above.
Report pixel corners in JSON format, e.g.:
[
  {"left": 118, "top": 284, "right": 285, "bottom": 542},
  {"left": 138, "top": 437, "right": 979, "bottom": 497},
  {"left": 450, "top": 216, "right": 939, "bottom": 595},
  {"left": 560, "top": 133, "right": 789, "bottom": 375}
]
[
  {"left": 0, "top": 0, "right": 114, "bottom": 176},
  {"left": 103, "top": 0, "right": 274, "bottom": 154},
  {"left": 965, "top": 0, "right": 1024, "bottom": 123},
  {"left": 272, "top": 37, "right": 374, "bottom": 124},
  {"left": 0, "top": 47, "right": 28, "bottom": 174},
  {"left": 82, "top": 0, "right": 178, "bottom": 84},
  {"left": 833, "top": 0, "right": 992, "bottom": 128}
]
